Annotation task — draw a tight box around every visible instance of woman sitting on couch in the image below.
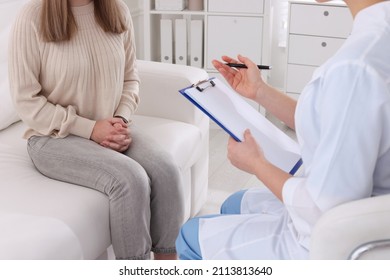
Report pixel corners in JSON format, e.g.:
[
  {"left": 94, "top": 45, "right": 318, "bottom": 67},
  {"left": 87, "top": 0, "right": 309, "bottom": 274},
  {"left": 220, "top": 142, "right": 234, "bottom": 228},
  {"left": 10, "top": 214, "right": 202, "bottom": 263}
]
[{"left": 9, "top": 0, "right": 184, "bottom": 260}]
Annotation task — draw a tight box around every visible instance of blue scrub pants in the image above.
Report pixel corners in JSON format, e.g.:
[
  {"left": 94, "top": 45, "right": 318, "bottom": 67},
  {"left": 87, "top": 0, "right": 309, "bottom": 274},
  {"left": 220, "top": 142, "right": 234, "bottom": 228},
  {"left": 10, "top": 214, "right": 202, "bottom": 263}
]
[{"left": 176, "top": 190, "right": 247, "bottom": 260}]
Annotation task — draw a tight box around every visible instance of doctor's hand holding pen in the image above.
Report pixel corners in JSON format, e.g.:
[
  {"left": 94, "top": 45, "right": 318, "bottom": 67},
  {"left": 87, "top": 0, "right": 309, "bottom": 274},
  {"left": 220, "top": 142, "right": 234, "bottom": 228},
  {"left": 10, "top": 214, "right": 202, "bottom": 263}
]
[
  {"left": 213, "top": 55, "right": 297, "bottom": 131},
  {"left": 212, "top": 55, "right": 267, "bottom": 101}
]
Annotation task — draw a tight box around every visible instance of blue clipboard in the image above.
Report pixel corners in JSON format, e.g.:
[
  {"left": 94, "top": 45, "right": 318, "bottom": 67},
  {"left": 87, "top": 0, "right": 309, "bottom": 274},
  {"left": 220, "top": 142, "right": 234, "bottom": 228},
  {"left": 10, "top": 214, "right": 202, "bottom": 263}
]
[{"left": 179, "top": 78, "right": 303, "bottom": 175}]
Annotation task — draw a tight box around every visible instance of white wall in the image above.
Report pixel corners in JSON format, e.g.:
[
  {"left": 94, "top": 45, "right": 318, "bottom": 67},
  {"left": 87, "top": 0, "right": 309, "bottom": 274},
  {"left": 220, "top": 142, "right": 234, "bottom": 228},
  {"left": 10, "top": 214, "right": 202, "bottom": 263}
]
[
  {"left": 123, "top": 0, "right": 144, "bottom": 59},
  {"left": 268, "top": 0, "right": 288, "bottom": 90}
]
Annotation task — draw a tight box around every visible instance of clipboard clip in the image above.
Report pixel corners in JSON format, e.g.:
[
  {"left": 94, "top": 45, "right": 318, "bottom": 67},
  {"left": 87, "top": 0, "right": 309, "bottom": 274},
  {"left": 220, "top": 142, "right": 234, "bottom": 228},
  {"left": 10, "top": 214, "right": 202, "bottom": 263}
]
[{"left": 193, "top": 79, "right": 216, "bottom": 92}]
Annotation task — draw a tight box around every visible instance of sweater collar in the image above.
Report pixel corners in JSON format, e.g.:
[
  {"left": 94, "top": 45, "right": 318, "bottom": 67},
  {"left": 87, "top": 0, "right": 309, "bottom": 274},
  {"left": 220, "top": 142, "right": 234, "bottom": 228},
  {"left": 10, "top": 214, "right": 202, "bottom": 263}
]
[{"left": 71, "top": 1, "right": 94, "bottom": 16}]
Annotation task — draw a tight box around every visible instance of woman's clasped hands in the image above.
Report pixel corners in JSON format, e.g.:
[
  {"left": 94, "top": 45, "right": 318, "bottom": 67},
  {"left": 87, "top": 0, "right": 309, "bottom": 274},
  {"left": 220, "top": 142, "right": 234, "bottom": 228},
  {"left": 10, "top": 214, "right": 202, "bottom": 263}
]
[{"left": 91, "top": 117, "right": 131, "bottom": 152}]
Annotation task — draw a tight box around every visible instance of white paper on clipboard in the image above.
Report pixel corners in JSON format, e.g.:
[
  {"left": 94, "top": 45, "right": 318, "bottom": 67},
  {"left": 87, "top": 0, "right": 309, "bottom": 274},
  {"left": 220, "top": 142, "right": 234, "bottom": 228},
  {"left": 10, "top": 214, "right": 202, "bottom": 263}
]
[{"left": 179, "top": 77, "right": 302, "bottom": 174}]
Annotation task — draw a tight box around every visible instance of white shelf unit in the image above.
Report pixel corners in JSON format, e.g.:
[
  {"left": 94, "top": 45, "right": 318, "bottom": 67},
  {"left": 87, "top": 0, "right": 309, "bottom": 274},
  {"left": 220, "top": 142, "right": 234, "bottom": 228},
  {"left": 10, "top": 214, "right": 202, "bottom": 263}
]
[
  {"left": 143, "top": 0, "right": 271, "bottom": 67},
  {"left": 285, "top": 0, "right": 353, "bottom": 99},
  {"left": 142, "top": 0, "right": 271, "bottom": 113}
]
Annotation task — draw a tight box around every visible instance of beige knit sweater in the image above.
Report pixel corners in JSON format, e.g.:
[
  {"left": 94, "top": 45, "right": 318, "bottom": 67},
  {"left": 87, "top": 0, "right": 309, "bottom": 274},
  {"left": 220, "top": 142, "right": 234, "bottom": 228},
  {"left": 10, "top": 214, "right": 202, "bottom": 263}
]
[{"left": 9, "top": 0, "right": 140, "bottom": 139}]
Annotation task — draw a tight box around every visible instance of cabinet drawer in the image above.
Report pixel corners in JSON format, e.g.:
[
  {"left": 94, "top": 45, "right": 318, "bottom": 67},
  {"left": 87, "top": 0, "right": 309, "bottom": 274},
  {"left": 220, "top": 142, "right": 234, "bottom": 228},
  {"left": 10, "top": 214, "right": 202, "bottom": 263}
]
[
  {"left": 208, "top": 0, "right": 264, "bottom": 14},
  {"left": 289, "top": 3, "right": 352, "bottom": 38},
  {"left": 288, "top": 34, "right": 345, "bottom": 66},
  {"left": 286, "top": 64, "right": 317, "bottom": 94},
  {"left": 206, "top": 16, "right": 263, "bottom": 69}
]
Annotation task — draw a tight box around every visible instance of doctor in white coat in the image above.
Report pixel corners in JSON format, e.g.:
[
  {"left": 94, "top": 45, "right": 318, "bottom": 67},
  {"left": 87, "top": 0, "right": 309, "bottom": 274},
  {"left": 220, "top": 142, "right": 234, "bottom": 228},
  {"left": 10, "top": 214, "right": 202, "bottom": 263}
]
[{"left": 176, "top": 0, "right": 390, "bottom": 260}]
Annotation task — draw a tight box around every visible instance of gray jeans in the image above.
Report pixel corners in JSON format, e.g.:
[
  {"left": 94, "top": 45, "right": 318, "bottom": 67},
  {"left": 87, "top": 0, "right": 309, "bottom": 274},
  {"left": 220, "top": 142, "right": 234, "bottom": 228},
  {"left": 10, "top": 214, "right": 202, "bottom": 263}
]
[{"left": 27, "top": 126, "right": 184, "bottom": 260}]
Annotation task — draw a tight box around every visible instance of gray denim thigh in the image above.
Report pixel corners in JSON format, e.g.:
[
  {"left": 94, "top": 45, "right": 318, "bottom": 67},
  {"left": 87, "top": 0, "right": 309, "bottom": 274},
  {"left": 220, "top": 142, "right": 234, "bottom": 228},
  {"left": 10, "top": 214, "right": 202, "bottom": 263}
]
[{"left": 124, "top": 125, "right": 185, "bottom": 253}]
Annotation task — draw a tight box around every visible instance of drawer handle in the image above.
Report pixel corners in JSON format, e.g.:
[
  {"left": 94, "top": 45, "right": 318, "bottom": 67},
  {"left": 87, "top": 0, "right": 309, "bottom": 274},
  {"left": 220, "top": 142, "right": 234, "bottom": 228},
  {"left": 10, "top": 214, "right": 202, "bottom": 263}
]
[
  {"left": 324, "top": 11, "right": 329, "bottom": 16},
  {"left": 321, "top": 42, "right": 327, "bottom": 47}
]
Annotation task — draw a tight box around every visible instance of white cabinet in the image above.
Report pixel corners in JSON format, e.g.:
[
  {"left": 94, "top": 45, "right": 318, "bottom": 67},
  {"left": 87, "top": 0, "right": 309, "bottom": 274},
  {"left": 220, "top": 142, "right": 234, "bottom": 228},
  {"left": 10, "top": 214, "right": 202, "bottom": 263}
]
[
  {"left": 285, "top": 0, "right": 353, "bottom": 99},
  {"left": 289, "top": 3, "right": 352, "bottom": 38},
  {"left": 208, "top": 0, "right": 264, "bottom": 14},
  {"left": 142, "top": 0, "right": 270, "bottom": 75},
  {"left": 288, "top": 34, "right": 346, "bottom": 66},
  {"left": 206, "top": 16, "right": 263, "bottom": 69}
]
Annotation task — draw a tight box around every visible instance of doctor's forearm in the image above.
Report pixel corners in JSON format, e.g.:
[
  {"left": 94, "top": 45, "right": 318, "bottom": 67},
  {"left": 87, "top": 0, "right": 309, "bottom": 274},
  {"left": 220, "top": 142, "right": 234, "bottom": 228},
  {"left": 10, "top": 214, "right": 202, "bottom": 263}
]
[
  {"left": 254, "top": 161, "right": 292, "bottom": 202},
  {"left": 255, "top": 84, "right": 297, "bottom": 130}
]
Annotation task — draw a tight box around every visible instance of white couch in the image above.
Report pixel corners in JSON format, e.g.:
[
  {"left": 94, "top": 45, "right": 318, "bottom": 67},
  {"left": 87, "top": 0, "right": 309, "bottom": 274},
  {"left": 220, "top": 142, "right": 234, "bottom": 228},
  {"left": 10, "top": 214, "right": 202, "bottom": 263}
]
[{"left": 0, "top": 0, "right": 209, "bottom": 260}]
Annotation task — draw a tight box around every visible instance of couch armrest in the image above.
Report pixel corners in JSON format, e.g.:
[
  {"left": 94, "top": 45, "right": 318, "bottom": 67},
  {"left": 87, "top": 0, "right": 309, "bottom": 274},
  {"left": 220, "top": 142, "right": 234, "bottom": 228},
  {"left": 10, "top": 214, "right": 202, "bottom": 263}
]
[
  {"left": 310, "top": 194, "right": 390, "bottom": 259},
  {"left": 135, "top": 60, "right": 209, "bottom": 125}
]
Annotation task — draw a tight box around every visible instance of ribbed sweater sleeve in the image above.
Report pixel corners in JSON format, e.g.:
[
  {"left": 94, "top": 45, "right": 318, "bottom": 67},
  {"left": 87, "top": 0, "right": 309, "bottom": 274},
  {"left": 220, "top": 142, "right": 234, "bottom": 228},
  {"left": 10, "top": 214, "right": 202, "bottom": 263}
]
[{"left": 114, "top": 0, "right": 140, "bottom": 122}]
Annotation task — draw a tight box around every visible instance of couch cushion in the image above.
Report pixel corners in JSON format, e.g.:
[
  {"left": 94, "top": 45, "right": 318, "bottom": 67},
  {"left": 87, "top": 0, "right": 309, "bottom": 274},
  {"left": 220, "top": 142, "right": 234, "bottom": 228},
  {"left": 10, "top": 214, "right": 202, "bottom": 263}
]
[
  {"left": 132, "top": 115, "right": 202, "bottom": 170},
  {"left": 0, "top": 213, "right": 83, "bottom": 260},
  {"left": 0, "top": 0, "right": 27, "bottom": 131}
]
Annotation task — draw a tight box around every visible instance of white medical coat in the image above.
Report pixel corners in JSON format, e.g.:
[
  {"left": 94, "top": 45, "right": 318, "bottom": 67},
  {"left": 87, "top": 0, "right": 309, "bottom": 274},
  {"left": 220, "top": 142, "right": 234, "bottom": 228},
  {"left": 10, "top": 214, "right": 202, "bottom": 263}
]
[{"left": 199, "top": 1, "right": 390, "bottom": 259}]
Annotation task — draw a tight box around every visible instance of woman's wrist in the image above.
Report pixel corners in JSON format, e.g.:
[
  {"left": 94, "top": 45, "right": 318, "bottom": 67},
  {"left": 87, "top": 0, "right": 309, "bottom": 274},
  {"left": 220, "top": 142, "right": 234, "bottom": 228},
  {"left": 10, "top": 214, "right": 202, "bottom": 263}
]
[{"left": 114, "top": 115, "right": 128, "bottom": 124}]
